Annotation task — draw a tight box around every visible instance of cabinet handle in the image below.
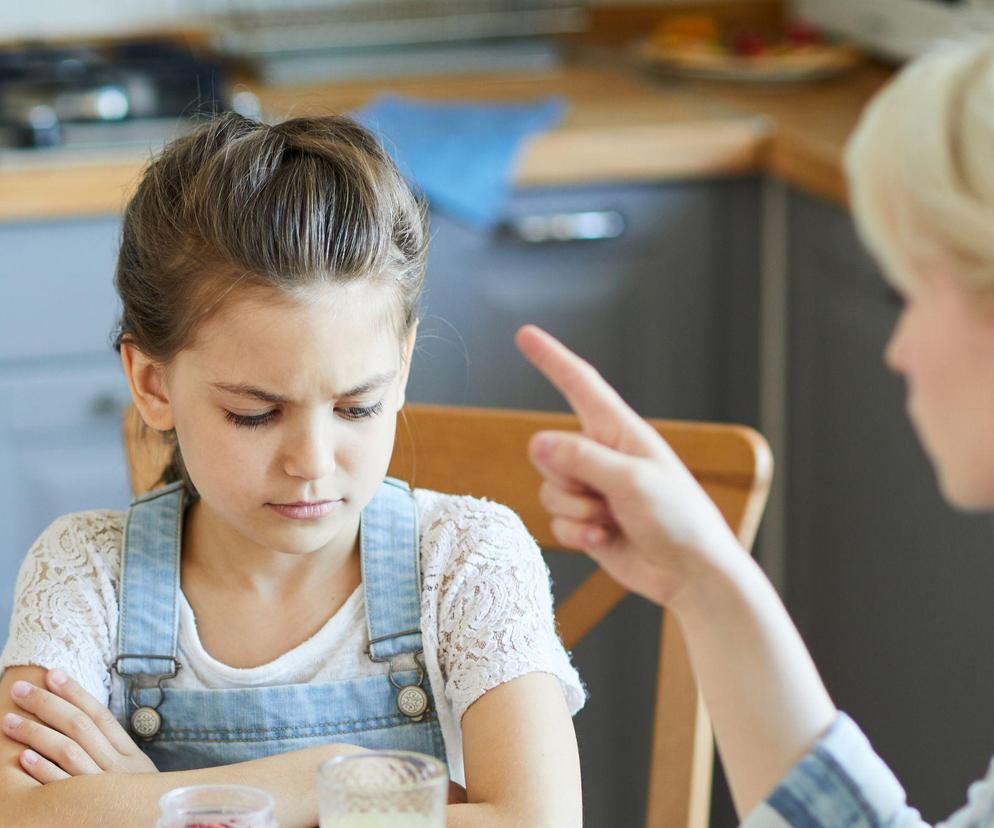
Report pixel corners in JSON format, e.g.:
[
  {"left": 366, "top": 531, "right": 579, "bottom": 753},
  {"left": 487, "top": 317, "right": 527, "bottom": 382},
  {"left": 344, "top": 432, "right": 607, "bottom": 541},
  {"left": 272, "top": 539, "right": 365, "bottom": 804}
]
[
  {"left": 90, "top": 392, "right": 130, "bottom": 421},
  {"left": 503, "top": 210, "right": 626, "bottom": 243}
]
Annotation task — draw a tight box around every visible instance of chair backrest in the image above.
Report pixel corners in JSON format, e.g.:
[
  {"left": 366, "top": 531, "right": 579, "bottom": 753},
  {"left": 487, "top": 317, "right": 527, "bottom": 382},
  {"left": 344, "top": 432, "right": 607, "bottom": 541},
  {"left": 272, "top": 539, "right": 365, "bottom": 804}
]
[{"left": 123, "top": 402, "right": 773, "bottom": 828}]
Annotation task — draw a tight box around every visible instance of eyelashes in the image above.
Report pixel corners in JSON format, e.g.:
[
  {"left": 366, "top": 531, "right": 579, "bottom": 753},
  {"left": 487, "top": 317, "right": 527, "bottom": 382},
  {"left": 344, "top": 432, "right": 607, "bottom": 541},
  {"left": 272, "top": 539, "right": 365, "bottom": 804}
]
[
  {"left": 223, "top": 402, "right": 384, "bottom": 430},
  {"left": 223, "top": 410, "right": 279, "bottom": 429},
  {"left": 340, "top": 402, "right": 384, "bottom": 421}
]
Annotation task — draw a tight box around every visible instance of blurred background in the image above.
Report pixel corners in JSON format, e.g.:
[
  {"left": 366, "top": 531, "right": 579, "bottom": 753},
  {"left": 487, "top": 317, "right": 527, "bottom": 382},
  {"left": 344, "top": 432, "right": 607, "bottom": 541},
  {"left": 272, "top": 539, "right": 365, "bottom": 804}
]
[{"left": 3, "top": 1, "right": 994, "bottom": 825}]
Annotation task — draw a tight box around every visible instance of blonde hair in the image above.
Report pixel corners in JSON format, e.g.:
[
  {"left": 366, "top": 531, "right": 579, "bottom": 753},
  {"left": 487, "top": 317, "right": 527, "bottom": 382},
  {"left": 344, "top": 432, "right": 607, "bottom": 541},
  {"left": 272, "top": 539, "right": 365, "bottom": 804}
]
[
  {"left": 845, "top": 39, "right": 994, "bottom": 294},
  {"left": 114, "top": 112, "right": 428, "bottom": 493}
]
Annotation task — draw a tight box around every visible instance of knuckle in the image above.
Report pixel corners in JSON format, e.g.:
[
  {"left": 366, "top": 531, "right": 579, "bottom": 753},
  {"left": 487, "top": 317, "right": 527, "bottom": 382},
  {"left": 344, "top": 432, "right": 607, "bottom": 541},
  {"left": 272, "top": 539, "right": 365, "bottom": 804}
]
[
  {"left": 560, "top": 436, "right": 582, "bottom": 465},
  {"left": 59, "top": 741, "right": 84, "bottom": 767},
  {"left": 67, "top": 712, "right": 92, "bottom": 739},
  {"left": 96, "top": 708, "right": 118, "bottom": 729},
  {"left": 538, "top": 481, "right": 557, "bottom": 510},
  {"left": 628, "top": 459, "right": 655, "bottom": 493},
  {"left": 551, "top": 516, "right": 579, "bottom": 548},
  {"left": 579, "top": 497, "right": 599, "bottom": 521}
]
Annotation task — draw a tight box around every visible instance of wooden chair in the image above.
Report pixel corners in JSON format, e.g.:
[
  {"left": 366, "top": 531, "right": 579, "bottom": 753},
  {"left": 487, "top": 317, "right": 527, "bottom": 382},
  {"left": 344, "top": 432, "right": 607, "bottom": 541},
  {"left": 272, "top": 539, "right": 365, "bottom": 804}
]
[{"left": 123, "top": 403, "right": 773, "bottom": 828}]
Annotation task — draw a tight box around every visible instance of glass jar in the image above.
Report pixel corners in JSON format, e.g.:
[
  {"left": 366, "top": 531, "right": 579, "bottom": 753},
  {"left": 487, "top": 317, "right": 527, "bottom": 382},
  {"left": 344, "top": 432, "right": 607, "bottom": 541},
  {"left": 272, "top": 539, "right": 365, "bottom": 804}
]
[
  {"left": 318, "top": 750, "right": 447, "bottom": 827},
  {"left": 156, "top": 784, "right": 277, "bottom": 828}
]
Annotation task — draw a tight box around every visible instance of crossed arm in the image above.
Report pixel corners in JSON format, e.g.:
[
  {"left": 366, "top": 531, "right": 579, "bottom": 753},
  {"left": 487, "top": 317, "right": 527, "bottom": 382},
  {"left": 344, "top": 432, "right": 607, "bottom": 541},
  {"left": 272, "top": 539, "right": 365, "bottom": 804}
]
[{"left": 0, "top": 665, "right": 580, "bottom": 827}]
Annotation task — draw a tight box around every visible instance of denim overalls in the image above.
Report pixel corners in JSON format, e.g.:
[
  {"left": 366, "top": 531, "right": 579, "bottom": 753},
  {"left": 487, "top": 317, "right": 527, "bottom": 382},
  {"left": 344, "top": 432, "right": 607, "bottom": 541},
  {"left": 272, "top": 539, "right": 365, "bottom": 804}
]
[{"left": 111, "top": 478, "right": 447, "bottom": 771}]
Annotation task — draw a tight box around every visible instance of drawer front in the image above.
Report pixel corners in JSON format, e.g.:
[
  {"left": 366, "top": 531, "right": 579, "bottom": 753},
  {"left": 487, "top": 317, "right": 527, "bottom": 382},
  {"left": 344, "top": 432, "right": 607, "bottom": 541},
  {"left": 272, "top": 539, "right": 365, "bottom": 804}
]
[{"left": 0, "top": 216, "right": 122, "bottom": 361}]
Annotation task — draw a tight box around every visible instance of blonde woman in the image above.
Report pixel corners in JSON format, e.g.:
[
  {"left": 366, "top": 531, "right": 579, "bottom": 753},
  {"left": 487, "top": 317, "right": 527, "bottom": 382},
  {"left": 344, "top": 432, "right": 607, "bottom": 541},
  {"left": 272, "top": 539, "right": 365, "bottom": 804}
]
[{"left": 518, "top": 39, "right": 994, "bottom": 827}]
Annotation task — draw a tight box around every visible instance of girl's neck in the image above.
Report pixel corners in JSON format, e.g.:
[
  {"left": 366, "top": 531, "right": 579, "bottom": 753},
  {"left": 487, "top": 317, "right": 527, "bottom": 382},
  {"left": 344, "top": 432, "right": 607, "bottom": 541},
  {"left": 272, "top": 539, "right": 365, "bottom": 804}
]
[{"left": 180, "top": 498, "right": 361, "bottom": 602}]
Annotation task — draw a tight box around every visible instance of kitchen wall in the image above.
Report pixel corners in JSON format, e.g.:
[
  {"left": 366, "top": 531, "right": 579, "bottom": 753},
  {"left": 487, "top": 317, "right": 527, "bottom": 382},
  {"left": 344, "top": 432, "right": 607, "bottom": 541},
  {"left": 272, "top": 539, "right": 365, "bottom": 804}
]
[{"left": 0, "top": 0, "right": 762, "bottom": 40}]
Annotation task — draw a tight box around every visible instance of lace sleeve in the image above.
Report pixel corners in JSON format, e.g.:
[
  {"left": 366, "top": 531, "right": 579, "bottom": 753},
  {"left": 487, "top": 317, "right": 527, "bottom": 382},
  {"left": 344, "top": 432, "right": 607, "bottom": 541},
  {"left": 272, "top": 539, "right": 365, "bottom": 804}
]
[
  {"left": 420, "top": 494, "right": 585, "bottom": 722},
  {"left": 0, "top": 511, "right": 124, "bottom": 705}
]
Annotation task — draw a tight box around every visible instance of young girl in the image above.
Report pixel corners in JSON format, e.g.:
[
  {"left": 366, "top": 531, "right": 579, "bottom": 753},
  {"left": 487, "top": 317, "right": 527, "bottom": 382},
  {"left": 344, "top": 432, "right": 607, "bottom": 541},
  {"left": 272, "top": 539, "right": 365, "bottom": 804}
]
[{"left": 0, "top": 113, "right": 584, "bottom": 827}]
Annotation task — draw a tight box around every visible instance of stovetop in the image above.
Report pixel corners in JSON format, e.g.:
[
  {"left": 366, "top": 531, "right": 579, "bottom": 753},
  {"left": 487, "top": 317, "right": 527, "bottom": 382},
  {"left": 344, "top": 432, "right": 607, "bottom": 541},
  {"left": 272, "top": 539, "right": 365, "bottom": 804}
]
[{"left": 0, "top": 39, "right": 245, "bottom": 150}]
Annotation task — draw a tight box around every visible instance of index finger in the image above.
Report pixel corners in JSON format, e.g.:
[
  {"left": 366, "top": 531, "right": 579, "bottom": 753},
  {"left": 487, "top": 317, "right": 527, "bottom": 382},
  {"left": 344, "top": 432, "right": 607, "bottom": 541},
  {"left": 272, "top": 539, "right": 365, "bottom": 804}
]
[
  {"left": 515, "top": 325, "right": 653, "bottom": 450},
  {"left": 45, "top": 671, "right": 135, "bottom": 756}
]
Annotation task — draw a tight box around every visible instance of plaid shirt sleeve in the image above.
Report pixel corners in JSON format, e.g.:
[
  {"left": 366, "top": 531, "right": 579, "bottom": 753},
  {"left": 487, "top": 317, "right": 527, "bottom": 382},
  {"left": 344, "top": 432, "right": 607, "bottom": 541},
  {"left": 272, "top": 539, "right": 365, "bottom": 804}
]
[{"left": 740, "top": 713, "right": 994, "bottom": 828}]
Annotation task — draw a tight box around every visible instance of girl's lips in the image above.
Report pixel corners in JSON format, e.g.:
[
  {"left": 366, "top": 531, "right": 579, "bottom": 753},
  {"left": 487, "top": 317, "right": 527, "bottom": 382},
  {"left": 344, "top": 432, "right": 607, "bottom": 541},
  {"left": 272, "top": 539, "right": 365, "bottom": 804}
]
[{"left": 267, "top": 500, "right": 341, "bottom": 520}]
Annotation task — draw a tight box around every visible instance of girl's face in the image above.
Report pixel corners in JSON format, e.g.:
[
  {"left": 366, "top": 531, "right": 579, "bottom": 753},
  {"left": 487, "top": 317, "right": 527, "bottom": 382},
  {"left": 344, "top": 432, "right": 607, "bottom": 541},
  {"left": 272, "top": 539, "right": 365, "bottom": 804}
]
[
  {"left": 885, "top": 268, "right": 994, "bottom": 509},
  {"left": 160, "top": 281, "right": 413, "bottom": 557}
]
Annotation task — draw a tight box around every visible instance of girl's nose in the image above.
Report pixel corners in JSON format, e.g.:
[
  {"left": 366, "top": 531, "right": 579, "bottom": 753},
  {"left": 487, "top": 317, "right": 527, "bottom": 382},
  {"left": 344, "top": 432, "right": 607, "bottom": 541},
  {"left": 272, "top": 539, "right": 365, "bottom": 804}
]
[{"left": 283, "top": 418, "right": 336, "bottom": 482}]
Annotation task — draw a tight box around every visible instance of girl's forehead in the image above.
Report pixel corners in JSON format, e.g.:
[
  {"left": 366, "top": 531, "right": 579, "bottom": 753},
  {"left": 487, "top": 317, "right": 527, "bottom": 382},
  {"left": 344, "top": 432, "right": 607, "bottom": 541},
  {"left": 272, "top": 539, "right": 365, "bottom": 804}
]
[{"left": 179, "top": 282, "right": 405, "bottom": 392}]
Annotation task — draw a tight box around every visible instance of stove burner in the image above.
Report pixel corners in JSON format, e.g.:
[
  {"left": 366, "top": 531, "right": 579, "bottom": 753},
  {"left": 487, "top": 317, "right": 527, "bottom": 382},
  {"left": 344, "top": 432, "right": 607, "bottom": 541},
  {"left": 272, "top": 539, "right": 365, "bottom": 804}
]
[{"left": 0, "top": 39, "right": 231, "bottom": 148}]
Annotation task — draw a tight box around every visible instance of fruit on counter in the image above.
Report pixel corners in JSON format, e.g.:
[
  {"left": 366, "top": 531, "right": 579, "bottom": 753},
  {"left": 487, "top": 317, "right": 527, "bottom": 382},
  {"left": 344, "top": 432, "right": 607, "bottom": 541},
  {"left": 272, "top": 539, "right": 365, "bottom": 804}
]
[{"left": 648, "top": 12, "right": 833, "bottom": 59}]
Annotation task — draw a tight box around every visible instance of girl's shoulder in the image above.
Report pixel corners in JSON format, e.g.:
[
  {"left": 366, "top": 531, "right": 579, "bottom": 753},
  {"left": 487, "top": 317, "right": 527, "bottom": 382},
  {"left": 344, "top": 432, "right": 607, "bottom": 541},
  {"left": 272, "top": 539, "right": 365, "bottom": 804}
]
[
  {"left": 412, "top": 487, "right": 541, "bottom": 578},
  {"left": 27, "top": 509, "right": 127, "bottom": 582},
  {"left": 413, "top": 488, "right": 534, "bottom": 547}
]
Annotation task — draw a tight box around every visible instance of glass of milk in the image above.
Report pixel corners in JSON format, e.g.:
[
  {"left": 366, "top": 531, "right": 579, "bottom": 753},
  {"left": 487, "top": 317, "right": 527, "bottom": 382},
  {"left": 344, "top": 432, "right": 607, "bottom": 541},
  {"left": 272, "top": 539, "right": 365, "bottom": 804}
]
[
  {"left": 318, "top": 750, "right": 448, "bottom": 827},
  {"left": 156, "top": 784, "right": 277, "bottom": 828}
]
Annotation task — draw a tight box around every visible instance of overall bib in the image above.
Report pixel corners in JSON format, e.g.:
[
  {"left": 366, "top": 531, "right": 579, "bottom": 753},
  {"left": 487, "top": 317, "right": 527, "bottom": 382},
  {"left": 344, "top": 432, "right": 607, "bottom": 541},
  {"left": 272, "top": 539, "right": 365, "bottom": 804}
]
[{"left": 111, "top": 478, "right": 447, "bottom": 772}]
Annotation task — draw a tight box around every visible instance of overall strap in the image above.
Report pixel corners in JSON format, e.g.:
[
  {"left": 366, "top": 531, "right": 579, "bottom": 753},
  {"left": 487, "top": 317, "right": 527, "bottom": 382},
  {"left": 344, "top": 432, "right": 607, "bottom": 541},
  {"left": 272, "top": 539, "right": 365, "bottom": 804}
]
[
  {"left": 361, "top": 477, "right": 423, "bottom": 662},
  {"left": 114, "top": 481, "right": 185, "bottom": 680}
]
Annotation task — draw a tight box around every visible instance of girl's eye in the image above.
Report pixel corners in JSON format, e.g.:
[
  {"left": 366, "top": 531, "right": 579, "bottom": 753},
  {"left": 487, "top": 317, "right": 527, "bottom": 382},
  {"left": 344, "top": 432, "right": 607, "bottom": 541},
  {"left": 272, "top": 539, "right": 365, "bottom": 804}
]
[
  {"left": 339, "top": 402, "right": 384, "bottom": 421},
  {"left": 224, "top": 409, "right": 279, "bottom": 429}
]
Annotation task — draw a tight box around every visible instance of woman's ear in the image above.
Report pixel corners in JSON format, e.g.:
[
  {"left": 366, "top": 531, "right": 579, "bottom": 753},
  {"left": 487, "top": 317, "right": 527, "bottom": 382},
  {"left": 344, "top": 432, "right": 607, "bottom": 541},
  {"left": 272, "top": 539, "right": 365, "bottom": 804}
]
[
  {"left": 396, "top": 321, "right": 419, "bottom": 410},
  {"left": 120, "top": 340, "right": 176, "bottom": 432}
]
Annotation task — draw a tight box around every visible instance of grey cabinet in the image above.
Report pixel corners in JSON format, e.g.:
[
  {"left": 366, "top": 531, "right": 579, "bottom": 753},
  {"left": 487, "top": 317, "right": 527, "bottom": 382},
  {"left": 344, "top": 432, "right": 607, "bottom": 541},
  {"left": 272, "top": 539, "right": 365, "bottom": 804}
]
[
  {"left": 0, "top": 365, "right": 133, "bottom": 644},
  {"left": 0, "top": 216, "right": 133, "bottom": 647},
  {"left": 412, "top": 179, "right": 761, "bottom": 425},
  {"left": 785, "top": 189, "right": 994, "bottom": 822}
]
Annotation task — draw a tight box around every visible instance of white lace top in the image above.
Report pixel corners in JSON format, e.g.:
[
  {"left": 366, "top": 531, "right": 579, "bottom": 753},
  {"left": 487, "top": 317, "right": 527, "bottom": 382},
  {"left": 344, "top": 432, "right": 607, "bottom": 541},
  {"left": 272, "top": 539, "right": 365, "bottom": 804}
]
[{"left": 0, "top": 489, "right": 585, "bottom": 783}]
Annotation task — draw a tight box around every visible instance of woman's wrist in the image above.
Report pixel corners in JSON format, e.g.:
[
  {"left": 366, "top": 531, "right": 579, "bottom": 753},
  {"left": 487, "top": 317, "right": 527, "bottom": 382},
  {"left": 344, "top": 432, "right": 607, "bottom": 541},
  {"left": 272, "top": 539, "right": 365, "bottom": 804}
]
[{"left": 667, "top": 532, "right": 761, "bottom": 622}]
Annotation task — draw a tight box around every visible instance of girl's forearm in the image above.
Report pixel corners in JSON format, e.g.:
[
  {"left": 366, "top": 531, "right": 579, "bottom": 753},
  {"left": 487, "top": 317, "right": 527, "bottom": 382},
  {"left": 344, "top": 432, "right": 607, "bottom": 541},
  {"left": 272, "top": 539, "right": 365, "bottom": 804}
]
[
  {"left": 672, "top": 545, "right": 838, "bottom": 819},
  {"left": 3, "top": 744, "right": 352, "bottom": 828}
]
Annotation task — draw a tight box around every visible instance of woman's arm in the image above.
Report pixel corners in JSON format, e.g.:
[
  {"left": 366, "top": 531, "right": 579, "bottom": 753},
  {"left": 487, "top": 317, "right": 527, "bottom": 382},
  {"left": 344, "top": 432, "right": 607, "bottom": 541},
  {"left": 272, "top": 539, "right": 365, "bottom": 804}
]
[
  {"left": 447, "top": 672, "right": 582, "bottom": 827},
  {"left": 671, "top": 545, "right": 839, "bottom": 816},
  {"left": 0, "top": 665, "right": 358, "bottom": 828},
  {"left": 516, "top": 325, "right": 838, "bottom": 816}
]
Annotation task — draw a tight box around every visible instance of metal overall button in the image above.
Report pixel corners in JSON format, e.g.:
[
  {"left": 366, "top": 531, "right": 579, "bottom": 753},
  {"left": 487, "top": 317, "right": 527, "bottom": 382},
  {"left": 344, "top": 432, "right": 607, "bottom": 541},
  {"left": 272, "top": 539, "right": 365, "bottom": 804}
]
[
  {"left": 128, "top": 681, "right": 167, "bottom": 740},
  {"left": 396, "top": 684, "right": 430, "bottom": 720},
  {"left": 388, "top": 655, "right": 431, "bottom": 722},
  {"left": 112, "top": 654, "right": 180, "bottom": 741},
  {"left": 130, "top": 705, "right": 162, "bottom": 740}
]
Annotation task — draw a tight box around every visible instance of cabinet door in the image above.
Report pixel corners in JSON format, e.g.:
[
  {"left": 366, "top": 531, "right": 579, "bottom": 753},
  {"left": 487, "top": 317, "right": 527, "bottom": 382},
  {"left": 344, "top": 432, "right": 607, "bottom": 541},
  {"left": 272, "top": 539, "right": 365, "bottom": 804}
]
[
  {"left": 786, "top": 189, "right": 994, "bottom": 821},
  {"left": 413, "top": 179, "right": 760, "bottom": 423},
  {"left": 0, "top": 217, "right": 122, "bottom": 361},
  {"left": 0, "top": 363, "right": 133, "bottom": 646}
]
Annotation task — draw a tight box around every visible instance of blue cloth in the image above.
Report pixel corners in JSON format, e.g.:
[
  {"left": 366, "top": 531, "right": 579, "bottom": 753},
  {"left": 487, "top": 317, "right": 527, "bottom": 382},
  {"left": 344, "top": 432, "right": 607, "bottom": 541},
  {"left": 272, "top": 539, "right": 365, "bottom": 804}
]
[
  {"left": 356, "top": 94, "right": 566, "bottom": 227},
  {"left": 113, "top": 478, "right": 446, "bottom": 771},
  {"left": 742, "top": 712, "right": 994, "bottom": 827}
]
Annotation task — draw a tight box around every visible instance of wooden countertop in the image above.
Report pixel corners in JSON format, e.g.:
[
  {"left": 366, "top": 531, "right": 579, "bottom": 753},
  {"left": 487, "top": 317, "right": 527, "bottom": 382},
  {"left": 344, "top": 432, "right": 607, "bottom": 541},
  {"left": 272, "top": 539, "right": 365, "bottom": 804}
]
[{"left": 0, "top": 53, "right": 891, "bottom": 223}]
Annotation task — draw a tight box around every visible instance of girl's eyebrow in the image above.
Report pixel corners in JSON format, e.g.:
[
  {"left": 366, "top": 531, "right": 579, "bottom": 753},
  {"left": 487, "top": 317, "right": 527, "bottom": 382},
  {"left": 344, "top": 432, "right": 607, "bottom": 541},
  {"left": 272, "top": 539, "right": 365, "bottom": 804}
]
[{"left": 210, "top": 370, "right": 397, "bottom": 404}]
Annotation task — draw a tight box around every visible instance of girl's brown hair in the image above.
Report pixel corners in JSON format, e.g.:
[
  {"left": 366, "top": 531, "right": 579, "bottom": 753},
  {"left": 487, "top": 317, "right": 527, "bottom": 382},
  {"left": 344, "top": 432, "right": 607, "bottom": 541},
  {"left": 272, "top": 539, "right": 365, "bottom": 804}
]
[{"left": 114, "top": 112, "right": 428, "bottom": 494}]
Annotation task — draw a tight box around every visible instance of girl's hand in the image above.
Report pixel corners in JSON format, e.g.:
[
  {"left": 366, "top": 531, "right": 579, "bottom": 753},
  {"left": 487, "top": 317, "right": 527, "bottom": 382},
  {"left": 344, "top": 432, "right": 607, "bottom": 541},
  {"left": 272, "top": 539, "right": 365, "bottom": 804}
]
[
  {"left": 516, "top": 325, "right": 744, "bottom": 608},
  {"left": 2, "top": 668, "right": 157, "bottom": 783}
]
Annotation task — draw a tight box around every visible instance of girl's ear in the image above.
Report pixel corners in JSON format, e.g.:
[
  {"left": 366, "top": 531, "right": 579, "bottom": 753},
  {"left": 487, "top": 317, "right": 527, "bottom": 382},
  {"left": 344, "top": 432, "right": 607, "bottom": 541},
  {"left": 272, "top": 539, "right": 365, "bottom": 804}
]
[
  {"left": 120, "top": 340, "right": 176, "bottom": 432},
  {"left": 396, "top": 321, "right": 419, "bottom": 410}
]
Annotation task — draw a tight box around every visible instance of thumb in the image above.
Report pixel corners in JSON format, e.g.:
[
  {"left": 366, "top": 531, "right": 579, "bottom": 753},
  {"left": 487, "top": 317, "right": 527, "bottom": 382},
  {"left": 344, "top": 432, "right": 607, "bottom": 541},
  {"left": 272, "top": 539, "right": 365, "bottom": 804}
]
[{"left": 529, "top": 430, "right": 635, "bottom": 498}]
